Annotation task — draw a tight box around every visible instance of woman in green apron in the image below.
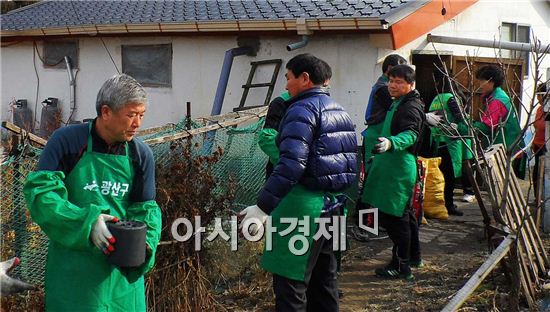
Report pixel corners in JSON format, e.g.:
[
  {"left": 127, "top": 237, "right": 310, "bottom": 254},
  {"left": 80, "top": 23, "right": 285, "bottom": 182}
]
[
  {"left": 361, "top": 65, "right": 424, "bottom": 281},
  {"left": 24, "top": 74, "right": 161, "bottom": 311},
  {"left": 458, "top": 65, "right": 525, "bottom": 179}
]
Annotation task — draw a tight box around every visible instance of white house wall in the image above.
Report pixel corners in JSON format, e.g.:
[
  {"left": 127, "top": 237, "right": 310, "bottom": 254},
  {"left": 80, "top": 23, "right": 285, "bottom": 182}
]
[
  {"left": 2, "top": 0, "right": 548, "bottom": 134},
  {"left": 1, "top": 35, "right": 377, "bottom": 132},
  {"left": 394, "top": 0, "right": 550, "bottom": 126}
]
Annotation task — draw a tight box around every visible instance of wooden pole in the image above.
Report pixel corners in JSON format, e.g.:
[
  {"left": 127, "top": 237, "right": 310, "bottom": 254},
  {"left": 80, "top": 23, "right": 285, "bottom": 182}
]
[
  {"left": 143, "top": 109, "right": 267, "bottom": 145},
  {"left": 1, "top": 121, "right": 47, "bottom": 146},
  {"left": 536, "top": 156, "right": 545, "bottom": 229},
  {"left": 464, "top": 159, "right": 491, "bottom": 226},
  {"left": 441, "top": 235, "right": 515, "bottom": 312}
]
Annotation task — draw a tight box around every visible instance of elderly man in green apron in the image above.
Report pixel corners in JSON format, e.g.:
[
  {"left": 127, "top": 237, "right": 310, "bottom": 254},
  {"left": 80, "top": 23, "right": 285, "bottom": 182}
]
[
  {"left": 361, "top": 65, "right": 425, "bottom": 281},
  {"left": 24, "top": 74, "right": 162, "bottom": 311},
  {"left": 239, "top": 54, "right": 357, "bottom": 311}
]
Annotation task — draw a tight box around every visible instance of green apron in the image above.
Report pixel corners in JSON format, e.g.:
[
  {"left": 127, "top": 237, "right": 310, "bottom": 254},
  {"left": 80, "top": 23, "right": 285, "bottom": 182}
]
[
  {"left": 361, "top": 98, "right": 417, "bottom": 217},
  {"left": 489, "top": 87, "right": 523, "bottom": 150},
  {"left": 258, "top": 128, "right": 325, "bottom": 282},
  {"left": 429, "top": 93, "right": 463, "bottom": 178},
  {"left": 362, "top": 122, "right": 384, "bottom": 173},
  {"left": 44, "top": 125, "right": 144, "bottom": 311},
  {"left": 462, "top": 138, "right": 474, "bottom": 161},
  {"left": 481, "top": 87, "right": 526, "bottom": 178}
]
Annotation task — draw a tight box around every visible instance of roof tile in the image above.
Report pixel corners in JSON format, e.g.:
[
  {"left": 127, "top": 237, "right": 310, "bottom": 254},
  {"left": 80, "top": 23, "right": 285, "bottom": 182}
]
[{"left": 1, "top": 0, "right": 414, "bottom": 31}]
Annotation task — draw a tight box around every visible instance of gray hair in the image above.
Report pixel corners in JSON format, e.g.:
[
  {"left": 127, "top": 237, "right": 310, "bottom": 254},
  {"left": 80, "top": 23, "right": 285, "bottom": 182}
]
[{"left": 95, "top": 74, "right": 147, "bottom": 116}]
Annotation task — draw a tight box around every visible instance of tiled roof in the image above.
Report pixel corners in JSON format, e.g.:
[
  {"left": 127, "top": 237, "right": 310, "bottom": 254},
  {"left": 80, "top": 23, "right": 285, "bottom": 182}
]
[{"left": 1, "top": 0, "right": 416, "bottom": 31}]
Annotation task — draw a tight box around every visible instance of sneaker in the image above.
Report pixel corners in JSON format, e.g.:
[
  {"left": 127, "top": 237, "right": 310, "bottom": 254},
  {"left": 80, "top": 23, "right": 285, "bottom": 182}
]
[
  {"left": 375, "top": 266, "right": 415, "bottom": 282},
  {"left": 410, "top": 260, "right": 424, "bottom": 269},
  {"left": 462, "top": 194, "right": 475, "bottom": 203}
]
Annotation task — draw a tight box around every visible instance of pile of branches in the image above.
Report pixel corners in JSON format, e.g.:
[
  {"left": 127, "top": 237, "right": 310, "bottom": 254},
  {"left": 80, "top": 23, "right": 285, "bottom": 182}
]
[{"left": 146, "top": 138, "right": 236, "bottom": 311}]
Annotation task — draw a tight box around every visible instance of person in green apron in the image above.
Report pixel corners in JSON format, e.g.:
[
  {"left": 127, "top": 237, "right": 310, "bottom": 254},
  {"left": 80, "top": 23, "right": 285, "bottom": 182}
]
[
  {"left": 239, "top": 54, "right": 357, "bottom": 311},
  {"left": 361, "top": 65, "right": 425, "bottom": 281},
  {"left": 426, "top": 69, "right": 469, "bottom": 216},
  {"left": 355, "top": 55, "right": 407, "bottom": 239},
  {"left": 263, "top": 91, "right": 292, "bottom": 178},
  {"left": 361, "top": 54, "right": 408, "bottom": 175},
  {"left": 23, "top": 74, "right": 162, "bottom": 311},
  {"left": 457, "top": 64, "right": 526, "bottom": 179}
]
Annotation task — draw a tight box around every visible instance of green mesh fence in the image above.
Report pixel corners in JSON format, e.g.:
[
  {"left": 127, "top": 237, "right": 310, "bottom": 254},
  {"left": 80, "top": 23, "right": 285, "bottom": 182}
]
[
  {"left": 1, "top": 142, "right": 47, "bottom": 285},
  {"left": 0, "top": 116, "right": 268, "bottom": 285}
]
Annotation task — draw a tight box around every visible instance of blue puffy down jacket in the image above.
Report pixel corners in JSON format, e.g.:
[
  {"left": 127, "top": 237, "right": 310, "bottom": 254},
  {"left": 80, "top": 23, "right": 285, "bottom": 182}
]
[{"left": 257, "top": 88, "right": 358, "bottom": 214}]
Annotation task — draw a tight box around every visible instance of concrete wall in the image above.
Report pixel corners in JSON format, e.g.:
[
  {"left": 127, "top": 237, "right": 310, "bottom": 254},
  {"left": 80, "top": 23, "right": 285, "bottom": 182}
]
[
  {"left": 1, "top": 34, "right": 377, "bottom": 132},
  {"left": 1, "top": 0, "right": 549, "bottom": 134},
  {"left": 394, "top": 0, "right": 550, "bottom": 125}
]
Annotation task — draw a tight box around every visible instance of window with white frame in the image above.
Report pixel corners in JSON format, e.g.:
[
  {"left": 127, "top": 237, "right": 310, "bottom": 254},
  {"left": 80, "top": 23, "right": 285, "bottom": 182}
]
[
  {"left": 501, "top": 22, "right": 530, "bottom": 76},
  {"left": 121, "top": 44, "right": 172, "bottom": 87}
]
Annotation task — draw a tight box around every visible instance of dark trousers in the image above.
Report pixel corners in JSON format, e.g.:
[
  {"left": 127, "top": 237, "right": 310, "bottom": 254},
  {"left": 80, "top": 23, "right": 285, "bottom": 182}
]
[
  {"left": 438, "top": 145, "right": 456, "bottom": 210},
  {"left": 379, "top": 208, "right": 421, "bottom": 271},
  {"left": 273, "top": 217, "right": 339, "bottom": 312},
  {"left": 461, "top": 159, "right": 475, "bottom": 195}
]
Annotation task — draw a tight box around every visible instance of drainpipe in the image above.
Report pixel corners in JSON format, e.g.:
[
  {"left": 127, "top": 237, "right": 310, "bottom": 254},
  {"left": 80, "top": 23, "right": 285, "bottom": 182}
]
[
  {"left": 210, "top": 46, "right": 254, "bottom": 116},
  {"left": 427, "top": 34, "right": 550, "bottom": 54},
  {"left": 64, "top": 56, "right": 76, "bottom": 123},
  {"left": 287, "top": 18, "right": 312, "bottom": 52},
  {"left": 287, "top": 35, "right": 310, "bottom": 51}
]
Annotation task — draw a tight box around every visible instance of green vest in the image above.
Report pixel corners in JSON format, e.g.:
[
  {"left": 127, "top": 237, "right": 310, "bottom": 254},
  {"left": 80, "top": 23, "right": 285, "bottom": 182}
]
[
  {"left": 429, "top": 93, "right": 463, "bottom": 177},
  {"left": 490, "top": 87, "right": 523, "bottom": 151},
  {"left": 429, "top": 93, "right": 455, "bottom": 143}
]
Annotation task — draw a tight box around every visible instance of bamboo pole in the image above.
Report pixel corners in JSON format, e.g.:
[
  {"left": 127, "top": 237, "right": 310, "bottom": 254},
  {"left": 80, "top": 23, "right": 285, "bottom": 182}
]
[
  {"left": 535, "top": 156, "right": 545, "bottom": 228},
  {"left": 494, "top": 147, "right": 549, "bottom": 269},
  {"left": 1, "top": 121, "right": 47, "bottom": 146},
  {"left": 194, "top": 106, "right": 268, "bottom": 124},
  {"left": 441, "top": 235, "right": 515, "bottom": 312},
  {"left": 143, "top": 108, "right": 267, "bottom": 145},
  {"left": 489, "top": 148, "right": 545, "bottom": 279},
  {"left": 138, "top": 123, "right": 177, "bottom": 136}
]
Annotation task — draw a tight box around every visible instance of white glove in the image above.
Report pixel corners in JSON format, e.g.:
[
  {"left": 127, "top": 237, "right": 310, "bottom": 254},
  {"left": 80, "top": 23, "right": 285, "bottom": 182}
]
[
  {"left": 0, "top": 257, "right": 36, "bottom": 296},
  {"left": 90, "top": 214, "right": 119, "bottom": 254},
  {"left": 425, "top": 112, "right": 443, "bottom": 126},
  {"left": 238, "top": 205, "right": 268, "bottom": 236},
  {"left": 372, "top": 137, "right": 392, "bottom": 154}
]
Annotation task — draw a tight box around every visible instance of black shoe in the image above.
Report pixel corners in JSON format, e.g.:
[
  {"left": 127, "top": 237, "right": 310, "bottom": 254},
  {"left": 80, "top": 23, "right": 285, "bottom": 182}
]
[
  {"left": 447, "top": 205, "right": 464, "bottom": 216},
  {"left": 375, "top": 264, "right": 415, "bottom": 281},
  {"left": 410, "top": 260, "right": 424, "bottom": 268},
  {"left": 338, "top": 289, "right": 344, "bottom": 298}
]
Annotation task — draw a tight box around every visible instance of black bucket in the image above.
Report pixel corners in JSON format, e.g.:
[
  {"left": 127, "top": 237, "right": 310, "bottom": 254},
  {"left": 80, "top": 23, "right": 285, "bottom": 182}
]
[{"left": 107, "top": 221, "right": 147, "bottom": 268}]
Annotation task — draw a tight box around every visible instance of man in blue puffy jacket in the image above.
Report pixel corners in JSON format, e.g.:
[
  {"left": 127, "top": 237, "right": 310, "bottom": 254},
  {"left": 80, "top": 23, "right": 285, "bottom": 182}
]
[{"left": 239, "top": 54, "right": 357, "bottom": 311}]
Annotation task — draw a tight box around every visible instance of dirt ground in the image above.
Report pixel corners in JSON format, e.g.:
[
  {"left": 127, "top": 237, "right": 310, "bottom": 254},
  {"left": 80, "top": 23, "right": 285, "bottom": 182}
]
[
  {"left": 339, "top": 195, "right": 491, "bottom": 312},
  {"left": 219, "top": 191, "right": 518, "bottom": 312},
  {"left": 3, "top": 190, "right": 548, "bottom": 312}
]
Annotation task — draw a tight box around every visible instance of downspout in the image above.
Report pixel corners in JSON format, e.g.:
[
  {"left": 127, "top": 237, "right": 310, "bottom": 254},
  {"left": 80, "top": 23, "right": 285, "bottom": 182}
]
[
  {"left": 287, "top": 35, "right": 310, "bottom": 51},
  {"left": 210, "top": 46, "right": 254, "bottom": 116},
  {"left": 287, "top": 18, "right": 312, "bottom": 52},
  {"left": 64, "top": 56, "right": 76, "bottom": 123}
]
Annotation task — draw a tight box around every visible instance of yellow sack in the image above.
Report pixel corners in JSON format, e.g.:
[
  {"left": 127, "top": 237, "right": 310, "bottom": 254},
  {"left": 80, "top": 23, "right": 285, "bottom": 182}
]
[{"left": 419, "top": 157, "right": 448, "bottom": 220}]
